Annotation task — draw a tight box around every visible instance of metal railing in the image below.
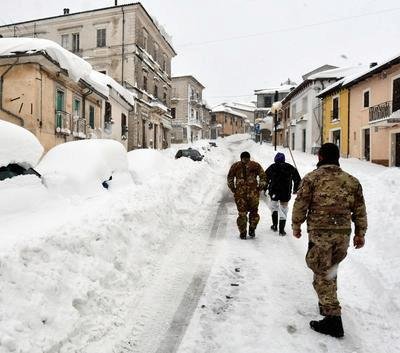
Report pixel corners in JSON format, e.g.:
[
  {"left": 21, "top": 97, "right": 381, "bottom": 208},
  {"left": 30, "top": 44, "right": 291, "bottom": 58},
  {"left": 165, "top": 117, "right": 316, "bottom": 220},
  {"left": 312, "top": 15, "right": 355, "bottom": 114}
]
[
  {"left": 72, "top": 117, "right": 87, "bottom": 138},
  {"left": 55, "top": 110, "right": 71, "bottom": 134},
  {"left": 369, "top": 101, "right": 392, "bottom": 122}
]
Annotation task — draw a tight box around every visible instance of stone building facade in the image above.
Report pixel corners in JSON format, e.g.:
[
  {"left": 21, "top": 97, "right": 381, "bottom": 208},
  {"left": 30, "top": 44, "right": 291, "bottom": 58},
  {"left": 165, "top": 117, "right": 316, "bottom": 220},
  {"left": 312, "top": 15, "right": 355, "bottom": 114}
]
[
  {"left": 170, "top": 76, "right": 205, "bottom": 143},
  {"left": 0, "top": 3, "right": 176, "bottom": 150}
]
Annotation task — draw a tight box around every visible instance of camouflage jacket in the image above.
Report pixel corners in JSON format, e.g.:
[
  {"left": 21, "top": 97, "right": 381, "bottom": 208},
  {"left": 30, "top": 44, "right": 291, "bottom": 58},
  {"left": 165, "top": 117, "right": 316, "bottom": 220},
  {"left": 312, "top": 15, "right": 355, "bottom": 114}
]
[
  {"left": 227, "top": 161, "right": 267, "bottom": 194},
  {"left": 292, "top": 164, "right": 367, "bottom": 236}
]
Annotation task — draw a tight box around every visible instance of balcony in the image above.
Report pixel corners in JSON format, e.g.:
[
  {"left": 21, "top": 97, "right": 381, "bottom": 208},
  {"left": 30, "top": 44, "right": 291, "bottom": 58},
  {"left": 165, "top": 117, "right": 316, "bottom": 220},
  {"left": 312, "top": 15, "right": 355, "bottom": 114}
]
[
  {"left": 55, "top": 110, "right": 71, "bottom": 135},
  {"left": 368, "top": 101, "right": 400, "bottom": 126},
  {"left": 188, "top": 118, "right": 202, "bottom": 129},
  {"left": 72, "top": 117, "right": 87, "bottom": 139}
]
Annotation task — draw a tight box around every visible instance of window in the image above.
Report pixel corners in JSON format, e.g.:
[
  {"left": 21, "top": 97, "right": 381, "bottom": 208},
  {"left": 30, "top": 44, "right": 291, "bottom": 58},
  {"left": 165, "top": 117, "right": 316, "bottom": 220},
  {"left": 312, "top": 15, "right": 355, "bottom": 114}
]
[
  {"left": 292, "top": 103, "right": 297, "bottom": 118},
  {"left": 61, "top": 34, "right": 69, "bottom": 49},
  {"left": 73, "top": 98, "right": 81, "bottom": 118},
  {"left": 163, "top": 91, "right": 167, "bottom": 104},
  {"left": 143, "top": 29, "right": 148, "bottom": 51},
  {"left": 363, "top": 90, "right": 370, "bottom": 108},
  {"left": 121, "top": 113, "right": 127, "bottom": 136},
  {"left": 72, "top": 33, "right": 80, "bottom": 53},
  {"left": 143, "top": 74, "right": 148, "bottom": 91},
  {"left": 97, "top": 28, "right": 106, "bottom": 48},
  {"left": 171, "top": 107, "right": 176, "bottom": 119},
  {"left": 191, "top": 109, "right": 195, "bottom": 118},
  {"left": 163, "top": 54, "right": 167, "bottom": 71},
  {"left": 196, "top": 110, "right": 199, "bottom": 120},
  {"left": 89, "top": 106, "right": 95, "bottom": 129},
  {"left": 104, "top": 102, "right": 112, "bottom": 123},
  {"left": 154, "top": 85, "right": 158, "bottom": 98},
  {"left": 154, "top": 43, "right": 158, "bottom": 61},
  {"left": 264, "top": 96, "right": 272, "bottom": 107},
  {"left": 55, "top": 89, "right": 65, "bottom": 128},
  {"left": 183, "top": 127, "right": 187, "bottom": 139},
  {"left": 332, "top": 96, "right": 339, "bottom": 120},
  {"left": 302, "top": 96, "right": 308, "bottom": 113}
]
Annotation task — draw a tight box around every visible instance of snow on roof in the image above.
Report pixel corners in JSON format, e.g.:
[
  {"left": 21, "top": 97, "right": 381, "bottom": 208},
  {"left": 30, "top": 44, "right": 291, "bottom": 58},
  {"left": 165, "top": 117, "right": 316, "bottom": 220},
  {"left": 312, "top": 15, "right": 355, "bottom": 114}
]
[
  {"left": 308, "top": 65, "right": 365, "bottom": 80},
  {"left": 211, "top": 105, "right": 248, "bottom": 119},
  {"left": 0, "top": 38, "right": 136, "bottom": 106},
  {"left": 342, "top": 53, "right": 400, "bottom": 86},
  {"left": 224, "top": 102, "right": 256, "bottom": 112},
  {"left": 0, "top": 38, "right": 91, "bottom": 82},
  {"left": 317, "top": 65, "right": 370, "bottom": 97},
  {"left": 254, "top": 84, "right": 296, "bottom": 95},
  {"left": 88, "top": 71, "right": 136, "bottom": 106},
  {"left": 0, "top": 119, "right": 44, "bottom": 169}
]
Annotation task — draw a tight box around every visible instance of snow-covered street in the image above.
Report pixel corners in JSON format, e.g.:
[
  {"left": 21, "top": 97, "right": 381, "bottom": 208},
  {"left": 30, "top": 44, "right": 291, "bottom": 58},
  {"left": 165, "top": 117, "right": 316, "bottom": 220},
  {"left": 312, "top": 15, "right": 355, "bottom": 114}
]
[{"left": 0, "top": 135, "right": 399, "bottom": 353}]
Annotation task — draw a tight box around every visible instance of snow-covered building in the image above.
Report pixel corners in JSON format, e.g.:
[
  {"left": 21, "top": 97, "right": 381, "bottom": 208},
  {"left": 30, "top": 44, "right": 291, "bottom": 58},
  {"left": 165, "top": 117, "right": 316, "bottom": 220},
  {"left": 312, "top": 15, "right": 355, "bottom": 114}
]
[
  {"left": 0, "top": 38, "right": 136, "bottom": 151},
  {"left": 211, "top": 104, "right": 247, "bottom": 137},
  {"left": 254, "top": 82, "right": 296, "bottom": 121},
  {"left": 171, "top": 76, "right": 205, "bottom": 143},
  {"left": 0, "top": 3, "right": 177, "bottom": 150},
  {"left": 281, "top": 65, "right": 343, "bottom": 154},
  {"left": 0, "top": 39, "right": 105, "bottom": 152}
]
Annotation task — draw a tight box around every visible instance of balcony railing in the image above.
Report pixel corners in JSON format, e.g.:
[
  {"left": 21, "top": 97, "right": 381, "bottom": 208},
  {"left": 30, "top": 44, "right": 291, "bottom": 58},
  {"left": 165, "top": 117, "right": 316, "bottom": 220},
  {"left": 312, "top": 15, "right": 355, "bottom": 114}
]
[
  {"left": 188, "top": 118, "right": 202, "bottom": 128},
  {"left": 55, "top": 110, "right": 71, "bottom": 135},
  {"left": 72, "top": 117, "right": 87, "bottom": 139},
  {"left": 369, "top": 101, "right": 392, "bottom": 122}
]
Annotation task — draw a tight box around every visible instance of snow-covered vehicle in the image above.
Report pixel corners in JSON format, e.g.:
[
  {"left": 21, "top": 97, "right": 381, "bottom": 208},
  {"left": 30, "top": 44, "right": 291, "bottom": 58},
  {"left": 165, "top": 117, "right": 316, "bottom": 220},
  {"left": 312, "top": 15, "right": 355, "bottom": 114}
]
[
  {"left": 37, "top": 139, "right": 133, "bottom": 196},
  {"left": 0, "top": 120, "right": 43, "bottom": 181},
  {"left": 0, "top": 119, "right": 48, "bottom": 215},
  {"left": 175, "top": 148, "right": 204, "bottom": 161}
]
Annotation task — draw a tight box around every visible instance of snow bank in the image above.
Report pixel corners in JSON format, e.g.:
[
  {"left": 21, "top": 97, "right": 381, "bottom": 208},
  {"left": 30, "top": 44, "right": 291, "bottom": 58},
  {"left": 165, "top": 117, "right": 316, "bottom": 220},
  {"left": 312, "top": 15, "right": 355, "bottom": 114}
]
[
  {"left": 128, "top": 149, "right": 174, "bottom": 183},
  {"left": 0, "top": 120, "right": 43, "bottom": 169},
  {"left": 37, "top": 139, "right": 132, "bottom": 196}
]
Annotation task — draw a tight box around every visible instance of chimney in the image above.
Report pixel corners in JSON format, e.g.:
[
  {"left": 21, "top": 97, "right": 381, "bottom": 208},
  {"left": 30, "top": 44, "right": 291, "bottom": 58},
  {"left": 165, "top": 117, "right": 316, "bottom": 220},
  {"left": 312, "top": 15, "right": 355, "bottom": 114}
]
[
  {"left": 370, "top": 62, "right": 378, "bottom": 68},
  {"left": 63, "top": 8, "right": 70, "bottom": 15},
  {"left": 115, "top": 0, "right": 118, "bottom": 5}
]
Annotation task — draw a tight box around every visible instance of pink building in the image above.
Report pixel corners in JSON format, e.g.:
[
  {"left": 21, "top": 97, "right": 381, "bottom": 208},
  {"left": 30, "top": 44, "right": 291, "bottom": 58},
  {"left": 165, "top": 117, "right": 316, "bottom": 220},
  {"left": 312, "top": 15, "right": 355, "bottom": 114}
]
[{"left": 346, "top": 56, "right": 400, "bottom": 166}]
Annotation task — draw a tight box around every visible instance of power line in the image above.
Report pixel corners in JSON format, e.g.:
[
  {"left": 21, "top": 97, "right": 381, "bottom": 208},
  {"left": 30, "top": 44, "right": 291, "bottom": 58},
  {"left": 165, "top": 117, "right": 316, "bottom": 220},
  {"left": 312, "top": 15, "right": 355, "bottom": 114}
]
[{"left": 177, "top": 6, "right": 400, "bottom": 48}]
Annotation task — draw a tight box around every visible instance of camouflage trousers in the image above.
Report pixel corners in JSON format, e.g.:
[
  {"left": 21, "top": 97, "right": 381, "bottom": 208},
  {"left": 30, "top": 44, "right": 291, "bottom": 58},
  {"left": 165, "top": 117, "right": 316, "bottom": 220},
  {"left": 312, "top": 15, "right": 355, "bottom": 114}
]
[
  {"left": 306, "top": 230, "right": 350, "bottom": 316},
  {"left": 234, "top": 191, "right": 260, "bottom": 234}
]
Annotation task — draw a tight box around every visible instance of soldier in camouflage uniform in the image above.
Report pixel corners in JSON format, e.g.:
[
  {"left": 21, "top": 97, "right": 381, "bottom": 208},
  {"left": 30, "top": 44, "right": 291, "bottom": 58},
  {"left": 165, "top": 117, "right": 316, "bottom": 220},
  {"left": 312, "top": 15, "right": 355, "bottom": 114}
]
[
  {"left": 292, "top": 143, "right": 367, "bottom": 338},
  {"left": 227, "top": 151, "right": 267, "bottom": 239}
]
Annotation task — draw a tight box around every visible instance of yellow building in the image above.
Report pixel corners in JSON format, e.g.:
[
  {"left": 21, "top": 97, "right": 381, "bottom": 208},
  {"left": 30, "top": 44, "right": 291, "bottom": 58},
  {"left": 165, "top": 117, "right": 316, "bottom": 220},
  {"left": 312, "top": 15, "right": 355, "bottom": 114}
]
[{"left": 318, "top": 81, "right": 350, "bottom": 157}]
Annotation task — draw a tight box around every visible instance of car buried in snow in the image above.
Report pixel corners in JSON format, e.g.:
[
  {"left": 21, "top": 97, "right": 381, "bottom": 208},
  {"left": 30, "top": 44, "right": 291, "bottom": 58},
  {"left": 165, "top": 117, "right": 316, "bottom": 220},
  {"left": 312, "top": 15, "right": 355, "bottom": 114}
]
[
  {"left": 175, "top": 148, "right": 204, "bottom": 162},
  {"left": 0, "top": 120, "right": 43, "bottom": 182}
]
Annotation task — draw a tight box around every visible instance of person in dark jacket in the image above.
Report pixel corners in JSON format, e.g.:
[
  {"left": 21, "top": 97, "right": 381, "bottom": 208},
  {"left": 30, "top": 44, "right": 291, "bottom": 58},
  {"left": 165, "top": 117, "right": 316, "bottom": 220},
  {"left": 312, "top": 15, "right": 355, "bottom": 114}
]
[{"left": 264, "top": 152, "right": 301, "bottom": 235}]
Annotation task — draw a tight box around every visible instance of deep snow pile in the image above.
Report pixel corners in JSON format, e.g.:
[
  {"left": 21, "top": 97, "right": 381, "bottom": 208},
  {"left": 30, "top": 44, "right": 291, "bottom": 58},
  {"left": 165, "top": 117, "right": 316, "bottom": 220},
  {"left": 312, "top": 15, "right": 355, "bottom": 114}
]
[
  {"left": 37, "top": 139, "right": 132, "bottom": 196},
  {"left": 0, "top": 138, "right": 232, "bottom": 353},
  {"left": 0, "top": 120, "right": 43, "bottom": 169}
]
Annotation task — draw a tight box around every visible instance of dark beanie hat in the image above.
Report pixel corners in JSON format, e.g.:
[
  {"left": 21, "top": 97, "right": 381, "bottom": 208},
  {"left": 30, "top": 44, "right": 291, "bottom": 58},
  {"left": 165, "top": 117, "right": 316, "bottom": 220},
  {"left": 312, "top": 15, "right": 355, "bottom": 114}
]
[
  {"left": 240, "top": 151, "right": 250, "bottom": 159},
  {"left": 274, "top": 152, "right": 285, "bottom": 163},
  {"left": 318, "top": 143, "right": 340, "bottom": 164}
]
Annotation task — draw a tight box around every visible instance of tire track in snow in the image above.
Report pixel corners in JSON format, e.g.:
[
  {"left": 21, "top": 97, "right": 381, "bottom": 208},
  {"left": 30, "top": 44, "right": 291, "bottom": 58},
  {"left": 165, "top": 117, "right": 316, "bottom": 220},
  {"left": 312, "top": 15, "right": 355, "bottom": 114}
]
[{"left": 153, "top": 192, "right": 231, "bottom": 353}]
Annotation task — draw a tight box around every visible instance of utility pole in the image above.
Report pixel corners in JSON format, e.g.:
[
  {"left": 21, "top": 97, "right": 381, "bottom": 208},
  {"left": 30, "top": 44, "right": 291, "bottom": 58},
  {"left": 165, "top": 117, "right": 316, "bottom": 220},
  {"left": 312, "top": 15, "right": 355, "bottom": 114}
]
[{"left": 274, "top": 90, "right": 279, "bottom": 151}]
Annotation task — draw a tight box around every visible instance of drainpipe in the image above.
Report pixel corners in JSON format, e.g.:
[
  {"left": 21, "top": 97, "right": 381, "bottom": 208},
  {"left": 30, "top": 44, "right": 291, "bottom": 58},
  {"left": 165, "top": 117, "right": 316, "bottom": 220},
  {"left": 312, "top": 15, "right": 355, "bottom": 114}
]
[
  {"left": 121, "top": 7, "right": 125, "bottom": 85},
  {"left": 0, "top": 58, "right": 24, "bottom": 126},
  {"left": 347, "top": 89, "right": 350, "bottom": 158}
]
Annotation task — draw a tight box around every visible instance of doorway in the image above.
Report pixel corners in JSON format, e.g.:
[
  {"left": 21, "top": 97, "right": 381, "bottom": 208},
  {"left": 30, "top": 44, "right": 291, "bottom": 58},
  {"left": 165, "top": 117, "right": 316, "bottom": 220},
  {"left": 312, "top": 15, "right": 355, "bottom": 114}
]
[
  {"left": 332, "top": 129, "right": 341, "bottom": 152},
  {"left": 363, "top": 128, "right": 370, "bottom": 161}
]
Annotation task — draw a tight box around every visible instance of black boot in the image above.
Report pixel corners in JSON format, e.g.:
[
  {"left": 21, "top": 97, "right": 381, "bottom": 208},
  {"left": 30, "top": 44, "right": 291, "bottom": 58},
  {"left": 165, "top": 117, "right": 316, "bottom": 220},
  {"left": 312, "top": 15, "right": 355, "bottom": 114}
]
[
  {"left": 279, "top": 220, "right": 286, "bottom": 236},
  {"left": 271, "top": 211, "right": 278, "bottom": 231},
  {"left": 249, "top": 227, "right": 255, "bottom": 238},
  {"left": 240, "top": 232, "right": 247, "bottom": 239},
  {"left": 310, "top": 316, "right": 344, "bottom": 338}
]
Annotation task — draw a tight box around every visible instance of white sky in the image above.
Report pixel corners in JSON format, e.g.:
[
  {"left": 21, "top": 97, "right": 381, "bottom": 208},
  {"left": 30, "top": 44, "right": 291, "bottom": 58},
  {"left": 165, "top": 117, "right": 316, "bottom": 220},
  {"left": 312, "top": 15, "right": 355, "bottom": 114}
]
[{"left": 0, "top": 0, "right": 399, "bottom": 106}]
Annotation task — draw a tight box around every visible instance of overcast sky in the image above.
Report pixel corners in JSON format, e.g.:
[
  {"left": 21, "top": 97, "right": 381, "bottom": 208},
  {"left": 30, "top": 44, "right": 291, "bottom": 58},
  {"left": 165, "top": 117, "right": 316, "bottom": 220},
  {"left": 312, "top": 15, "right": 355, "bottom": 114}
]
[{"left": 0, "top": 0, "right": 399, "bottom": 106}]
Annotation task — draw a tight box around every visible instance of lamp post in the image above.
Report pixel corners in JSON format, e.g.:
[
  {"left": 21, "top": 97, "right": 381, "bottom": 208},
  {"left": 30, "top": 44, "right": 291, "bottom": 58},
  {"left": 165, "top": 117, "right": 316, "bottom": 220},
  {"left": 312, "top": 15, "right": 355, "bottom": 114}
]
[{"left": 274, "top": 90, "right": 279, "bottom": 151}]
